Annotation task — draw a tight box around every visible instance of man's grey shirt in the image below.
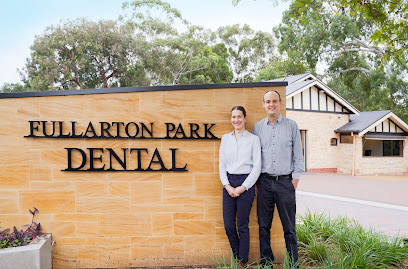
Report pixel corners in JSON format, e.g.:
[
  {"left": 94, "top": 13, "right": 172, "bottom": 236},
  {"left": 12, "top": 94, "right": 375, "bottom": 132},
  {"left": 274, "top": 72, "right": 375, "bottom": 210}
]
[{"left": 252, "top": 115, "right": 304, "bottom": 179}]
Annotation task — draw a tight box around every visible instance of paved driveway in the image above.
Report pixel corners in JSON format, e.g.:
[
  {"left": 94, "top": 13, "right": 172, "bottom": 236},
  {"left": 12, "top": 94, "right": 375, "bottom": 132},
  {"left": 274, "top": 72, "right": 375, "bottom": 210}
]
[{"left": 296, "top": 173, "right": 408, "bottom": 237}]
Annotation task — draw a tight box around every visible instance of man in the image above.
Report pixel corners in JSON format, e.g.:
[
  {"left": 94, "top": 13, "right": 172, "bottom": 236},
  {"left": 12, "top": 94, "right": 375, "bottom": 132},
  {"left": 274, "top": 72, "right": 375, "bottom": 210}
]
[{"left": 252, "top": 90, "right": 304, "bottom": 266}]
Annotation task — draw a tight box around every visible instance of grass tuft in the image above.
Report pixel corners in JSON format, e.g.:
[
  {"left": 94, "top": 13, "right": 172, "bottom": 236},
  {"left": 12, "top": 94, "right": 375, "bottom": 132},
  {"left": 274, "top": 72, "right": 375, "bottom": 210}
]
[{"left": 297, "top": 211, "right": 408, "bottom": 268}]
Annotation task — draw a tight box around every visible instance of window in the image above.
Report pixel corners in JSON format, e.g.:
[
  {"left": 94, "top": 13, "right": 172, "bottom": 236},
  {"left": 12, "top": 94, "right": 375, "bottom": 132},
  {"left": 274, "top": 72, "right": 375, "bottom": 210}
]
[
  {"left": 340, "top": 134, "right": 353, "bottom": 144},
  {"left": 330, "top": 138, "right": 338, "bottom": 146},
  {"left": 362, "top": 139, "right": 403, "bottom": 157},
  {"left": 383, "top": 140, "right": 402, "bottom": 156}
]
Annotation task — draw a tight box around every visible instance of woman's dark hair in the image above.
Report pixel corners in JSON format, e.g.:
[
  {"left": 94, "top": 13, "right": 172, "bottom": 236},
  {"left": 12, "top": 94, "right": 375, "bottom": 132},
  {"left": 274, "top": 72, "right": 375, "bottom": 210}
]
[{"left": 231, "top": 106, "right": 246, "bottom": 117}]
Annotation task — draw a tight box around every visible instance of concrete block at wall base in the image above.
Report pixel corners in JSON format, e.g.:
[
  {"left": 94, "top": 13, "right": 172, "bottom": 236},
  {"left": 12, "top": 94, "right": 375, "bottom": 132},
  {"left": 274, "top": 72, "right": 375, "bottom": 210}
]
[{"left": 0, "top": 234, "right": 52, "bottom": 269}]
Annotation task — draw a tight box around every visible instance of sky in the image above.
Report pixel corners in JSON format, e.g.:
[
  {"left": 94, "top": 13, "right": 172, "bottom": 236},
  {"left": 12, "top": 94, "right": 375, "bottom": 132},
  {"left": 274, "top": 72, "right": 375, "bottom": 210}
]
[{"left": 0, "top": 0, "right": 290, "bottom": 86}]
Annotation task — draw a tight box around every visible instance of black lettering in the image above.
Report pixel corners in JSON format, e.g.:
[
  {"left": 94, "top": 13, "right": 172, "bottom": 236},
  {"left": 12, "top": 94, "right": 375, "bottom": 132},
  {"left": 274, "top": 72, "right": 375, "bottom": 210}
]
[
  {"left": 112, "top": 122, "right": 124, "bottom": 137},
  {"left": 71, "top": 121, "right": 83, "bottom": 138},
  {"left": 28, "top": 121, "right": 40, "bottom": 137},
  {"left": 107, "top": 148, "right": 127, "bottom": 171},
  {"left": 204, "top": 123, "right": 217, "bottom": 139},
  {"left": 84, "top": 122, "right": 98, "bottom": 138},
  {"left": 42, "top": 121, "right": 57, "bottom": 137},
  {"left": 170, "top": 148, "right": 187, "bottom": 171},
  {"left": 58, "top": 121, "right": 71, "bottom": 138},
  {"left": 140, "top": 122, "right": 154, "bottom": 138},
  {"left": 189, "top": 123, "right": 201, "bottom": 138},
  {"left": 174, "top": 124, "right": 187, "bottom": 139},
  {"left": 165, "top": 123, "right": 175, "bottom": 138},
  {"left": 130, "top": 148, "right": 148, "bottom": 171},
  {"left": 146, "top": 148, "right": 168, "bottom": 171},
  {"left": 100, "top": 122, "right": 114, "bottom": 138},
  {"left": 88, "top": 148, "right": 105, "bottom": 171},
  {"left": 64, "top": 148, "right": 86, "bottom": 171},
  {"left": 125, "top": 122, "right": 139, "bottom": 138}
]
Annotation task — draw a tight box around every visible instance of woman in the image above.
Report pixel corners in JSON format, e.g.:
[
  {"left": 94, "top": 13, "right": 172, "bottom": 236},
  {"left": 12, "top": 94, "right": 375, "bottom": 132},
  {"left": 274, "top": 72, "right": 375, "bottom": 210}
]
[{"left": 219, "top": 106, "right": 261, "bottom": 266}]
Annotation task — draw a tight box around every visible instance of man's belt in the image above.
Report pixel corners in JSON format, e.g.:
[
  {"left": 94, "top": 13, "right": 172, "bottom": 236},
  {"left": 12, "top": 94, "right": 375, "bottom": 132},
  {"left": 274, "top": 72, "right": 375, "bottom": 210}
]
[{"left": 261, "top": 173, "right": 292, "bottom": 181}]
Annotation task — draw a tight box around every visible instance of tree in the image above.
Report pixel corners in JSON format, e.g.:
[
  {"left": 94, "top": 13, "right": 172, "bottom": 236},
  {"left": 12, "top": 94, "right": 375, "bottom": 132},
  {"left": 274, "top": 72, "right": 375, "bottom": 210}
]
[
  {"left": 214, "top": 24, "right": 277, "bottom": 82},
  {"left": 327, "top": 66, "right": 408, "bottom": 122},
  {"left": 23, "top": 18, "right": 140, "bottom": 91},
  {"left": 257, "top": 57, "right": 310, "bottom": 81},
  {"left": 178, "top": 44, "right": 233, "bottom": 85},
  {"left": 121, "top": 0, "right": 213, "bottom": 85}
]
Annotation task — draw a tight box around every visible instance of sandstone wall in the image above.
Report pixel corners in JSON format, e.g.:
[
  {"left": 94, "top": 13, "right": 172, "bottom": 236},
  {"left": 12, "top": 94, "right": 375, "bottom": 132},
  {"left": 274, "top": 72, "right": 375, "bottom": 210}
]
[{"left": 0, "top": 84, "right": 286, "bottom": 268}]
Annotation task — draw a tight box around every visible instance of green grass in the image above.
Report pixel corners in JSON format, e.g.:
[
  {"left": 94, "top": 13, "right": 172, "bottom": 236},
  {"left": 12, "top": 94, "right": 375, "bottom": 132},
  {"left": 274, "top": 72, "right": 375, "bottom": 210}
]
[{"left": 214, "top": 212, "right": 408, "bottom": 269}]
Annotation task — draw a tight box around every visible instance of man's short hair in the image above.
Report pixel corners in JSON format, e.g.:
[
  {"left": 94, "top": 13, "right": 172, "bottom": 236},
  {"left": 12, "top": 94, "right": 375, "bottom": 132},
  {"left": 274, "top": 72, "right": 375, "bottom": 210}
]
[{"left": 263, "top": 90, "right": 281, "bottom": 102}]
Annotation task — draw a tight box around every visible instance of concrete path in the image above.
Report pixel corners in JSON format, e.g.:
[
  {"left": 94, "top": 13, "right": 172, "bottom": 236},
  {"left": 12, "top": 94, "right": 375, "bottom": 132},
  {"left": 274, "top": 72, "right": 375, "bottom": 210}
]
[{"left": 296, "top": 173, "right": 408, "bottom": 238}]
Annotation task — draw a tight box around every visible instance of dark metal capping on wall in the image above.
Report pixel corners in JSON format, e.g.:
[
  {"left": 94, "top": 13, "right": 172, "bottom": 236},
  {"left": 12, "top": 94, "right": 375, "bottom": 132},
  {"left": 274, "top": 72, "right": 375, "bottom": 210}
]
[{"left": 0, "top": 82, "right": 288, "bottom": 99}]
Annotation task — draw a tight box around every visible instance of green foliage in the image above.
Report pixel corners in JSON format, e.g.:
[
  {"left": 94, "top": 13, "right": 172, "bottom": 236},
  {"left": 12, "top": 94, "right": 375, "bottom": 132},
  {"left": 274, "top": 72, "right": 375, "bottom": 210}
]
[
  {"left": 215, "top": 24, "right": 276, "bottom": 82},
  {"left": 257, "top": 58, "right": 309, "bottom": 81},
  {"left": 22, "top": 18, "right": 138, "bottom": 91},
  {"left": 297, "top": 211, "right": 408, "bottom": 268},
  {"left": 327, "top": 68, "right": 408, "bottom": 122},
  {"left": 179, "top": 44, "right": 233, "bottom": 85},
  {"left": 1, "top": 82, "right": 32, "bottom": 93}
]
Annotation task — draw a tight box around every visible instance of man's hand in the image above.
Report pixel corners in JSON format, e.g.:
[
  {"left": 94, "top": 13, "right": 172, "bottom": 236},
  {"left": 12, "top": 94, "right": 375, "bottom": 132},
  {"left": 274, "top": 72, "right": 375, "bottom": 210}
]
[
  {"left": 292, "top": 178, "right": 299, "bottom": 190},
  {"left": 225, "top": 184, "right": 239, "bottom": 197}
]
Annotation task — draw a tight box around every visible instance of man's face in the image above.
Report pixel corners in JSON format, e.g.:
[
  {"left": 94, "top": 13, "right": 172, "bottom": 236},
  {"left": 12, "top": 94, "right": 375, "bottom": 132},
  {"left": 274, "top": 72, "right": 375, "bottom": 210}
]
[{"left": 263, "top": 91, "right": 281, "bottom": 117}]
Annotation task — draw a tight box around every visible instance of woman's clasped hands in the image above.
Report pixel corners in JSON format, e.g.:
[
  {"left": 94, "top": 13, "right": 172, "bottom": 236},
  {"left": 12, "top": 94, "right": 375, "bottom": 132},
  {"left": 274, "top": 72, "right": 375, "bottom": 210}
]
[{"left": 225, "top": 184, "right": 246, "bottom": 197}]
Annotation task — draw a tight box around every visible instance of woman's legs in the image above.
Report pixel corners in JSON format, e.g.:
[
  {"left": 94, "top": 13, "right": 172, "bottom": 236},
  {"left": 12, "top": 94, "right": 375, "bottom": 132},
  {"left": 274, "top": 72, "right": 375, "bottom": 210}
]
[
  {"left": 223, "top": 188, "right": 239, "bottom": 259},
  {"left": 236, "top": 186, "right": 255, "bottom": 263},
  {"left": 223, "top": 174, "right": 255, "bottom": 263}
]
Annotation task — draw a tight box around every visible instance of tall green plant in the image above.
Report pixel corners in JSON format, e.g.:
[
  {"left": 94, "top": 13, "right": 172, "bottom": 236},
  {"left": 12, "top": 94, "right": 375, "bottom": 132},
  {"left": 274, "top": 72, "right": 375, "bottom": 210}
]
[{"left": 297, "top": 211, "right": 408, "bottom": 268}]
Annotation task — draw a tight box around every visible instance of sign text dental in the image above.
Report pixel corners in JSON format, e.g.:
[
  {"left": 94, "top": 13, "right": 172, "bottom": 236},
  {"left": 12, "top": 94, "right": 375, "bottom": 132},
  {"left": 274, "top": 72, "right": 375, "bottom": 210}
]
[{"left": 26, "top": 120, "right": 219, "bottom": 172}]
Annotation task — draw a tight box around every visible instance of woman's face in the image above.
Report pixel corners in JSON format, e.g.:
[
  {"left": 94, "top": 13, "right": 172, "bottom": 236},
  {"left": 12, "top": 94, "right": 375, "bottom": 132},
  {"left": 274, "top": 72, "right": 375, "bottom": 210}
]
[{"left": 231, "top": 109, "right": 247, "bottom": 131}]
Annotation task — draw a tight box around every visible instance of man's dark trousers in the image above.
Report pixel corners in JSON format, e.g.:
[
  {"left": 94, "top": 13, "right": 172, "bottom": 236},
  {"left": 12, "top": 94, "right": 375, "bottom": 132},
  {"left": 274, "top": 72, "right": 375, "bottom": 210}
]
[
  {"left": 257, "top": 173, "right": 298, "bottom": 265},
  {"left": 223, "top": 174, "right": 255, "bottom": 263}
]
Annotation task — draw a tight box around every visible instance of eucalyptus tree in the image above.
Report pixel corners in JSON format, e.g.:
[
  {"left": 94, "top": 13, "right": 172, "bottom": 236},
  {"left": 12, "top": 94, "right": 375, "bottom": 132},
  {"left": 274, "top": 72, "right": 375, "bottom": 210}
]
[
  {"left": 214, "top": 24, "right": 277, "bottom": 82},
  {"left": 23, "top": 18, "right": 140, "bottom": 91}
]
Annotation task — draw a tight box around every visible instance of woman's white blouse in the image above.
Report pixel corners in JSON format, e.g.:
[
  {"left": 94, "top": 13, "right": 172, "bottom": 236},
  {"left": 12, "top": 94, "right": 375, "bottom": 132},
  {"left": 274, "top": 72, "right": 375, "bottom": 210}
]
[{"left": 219, "top": 130, "right": 262, "bottom": 190}]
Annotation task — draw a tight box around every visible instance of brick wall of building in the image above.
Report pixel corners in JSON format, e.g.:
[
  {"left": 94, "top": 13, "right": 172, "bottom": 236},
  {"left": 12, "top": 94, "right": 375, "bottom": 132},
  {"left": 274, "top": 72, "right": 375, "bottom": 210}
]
[
  {"left": 354, "top": 136, "right": 408, "bottom": 176},
  {"left": 286, "top": 110, "right": 349, "bottom": 171}
]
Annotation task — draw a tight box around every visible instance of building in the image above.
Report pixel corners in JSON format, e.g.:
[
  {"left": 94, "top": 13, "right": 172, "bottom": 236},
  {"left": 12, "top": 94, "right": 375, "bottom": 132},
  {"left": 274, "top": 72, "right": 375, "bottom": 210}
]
[{"left": 270, "top": 72, "right": 408, "bottom": 176}]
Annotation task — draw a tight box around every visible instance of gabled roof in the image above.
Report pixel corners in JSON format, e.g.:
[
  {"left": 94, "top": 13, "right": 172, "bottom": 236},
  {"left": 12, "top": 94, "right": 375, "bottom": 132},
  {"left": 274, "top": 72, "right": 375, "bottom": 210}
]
[
  {"left": 270, "top": 72, "right": 360, "bottom": 114},
  {"left": 336, "top": 110, "right": 408, "bottom": 136},
  {"left": 269, "top": 72, "right": 314, "bottom": 85},
  {"left": 336, "top": 111, "right": 391, "bottom": 134},
  {"left": 286, "top": 79, "right": 316, "bottom": 96}
]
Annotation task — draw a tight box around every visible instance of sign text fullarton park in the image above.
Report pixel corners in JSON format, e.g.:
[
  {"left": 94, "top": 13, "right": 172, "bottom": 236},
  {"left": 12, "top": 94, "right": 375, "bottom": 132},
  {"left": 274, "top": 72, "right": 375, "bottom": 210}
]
[{"left": 26, "top": 121, "right": 219, "bottom": 172}]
